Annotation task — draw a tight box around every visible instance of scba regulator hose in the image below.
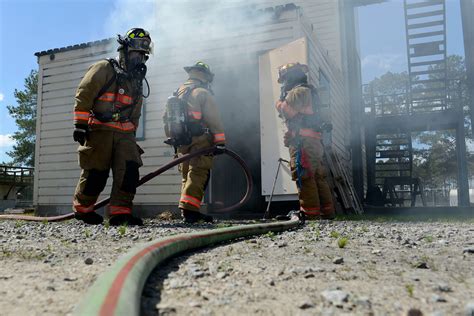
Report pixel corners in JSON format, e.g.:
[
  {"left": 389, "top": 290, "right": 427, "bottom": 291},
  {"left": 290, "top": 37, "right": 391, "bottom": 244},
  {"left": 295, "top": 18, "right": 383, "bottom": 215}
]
[{"left": 0, "top": 147, "right": 253, "bottom": 222}]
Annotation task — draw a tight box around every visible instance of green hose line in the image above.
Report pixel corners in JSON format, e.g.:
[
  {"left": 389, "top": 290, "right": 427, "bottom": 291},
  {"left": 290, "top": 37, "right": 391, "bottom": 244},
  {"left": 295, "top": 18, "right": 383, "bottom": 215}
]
[{"left": 74, "top": 213, "right": 303, "bottom": 316}]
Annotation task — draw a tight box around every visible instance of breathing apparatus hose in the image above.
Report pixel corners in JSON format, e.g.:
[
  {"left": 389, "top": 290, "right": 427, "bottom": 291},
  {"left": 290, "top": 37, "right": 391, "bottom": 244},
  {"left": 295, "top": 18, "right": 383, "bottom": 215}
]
[{"left": 0, "top": 147, "right": 253, "bottom": 222}]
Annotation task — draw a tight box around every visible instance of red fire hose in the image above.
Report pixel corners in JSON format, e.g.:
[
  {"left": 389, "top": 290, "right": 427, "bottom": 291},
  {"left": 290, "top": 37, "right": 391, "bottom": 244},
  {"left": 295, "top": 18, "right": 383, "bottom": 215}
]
[{"left": 0, "top": 147, "right": 253, "bottom": 222}]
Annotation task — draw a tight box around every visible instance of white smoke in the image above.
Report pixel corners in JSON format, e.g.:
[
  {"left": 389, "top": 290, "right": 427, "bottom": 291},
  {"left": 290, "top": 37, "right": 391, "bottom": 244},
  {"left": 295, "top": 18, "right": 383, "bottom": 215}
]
[
  {"left": 104, "top": 0, "right": 276, "bottom": 70},
  {"left": 102, "top": 0, "right": 280, "bottom": 135}
]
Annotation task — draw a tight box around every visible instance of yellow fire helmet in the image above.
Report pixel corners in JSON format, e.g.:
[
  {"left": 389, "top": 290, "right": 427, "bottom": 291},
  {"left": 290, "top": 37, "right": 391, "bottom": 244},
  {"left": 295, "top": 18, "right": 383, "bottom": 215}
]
[
  {"left": 118, "top": 28, "right": 153, "bottom": 54},
  {"left": 184, "top": 61, "right": 215, "bottom": 82},
  {"left": 277, "top": 62, "right": 309, "bottom": 83}
]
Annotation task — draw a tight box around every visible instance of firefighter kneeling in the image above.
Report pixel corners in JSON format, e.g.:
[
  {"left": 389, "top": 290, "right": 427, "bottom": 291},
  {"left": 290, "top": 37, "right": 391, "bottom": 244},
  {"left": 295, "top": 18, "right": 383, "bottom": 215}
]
[
  {"left": 275, "top": 63, "right": 335, "bottom": 220},
  {"left": 72, "top": 28, "right": 153, "bottom": 225},
  {"left": 163, "top": 61, "right": 226, "bottom": 223}
]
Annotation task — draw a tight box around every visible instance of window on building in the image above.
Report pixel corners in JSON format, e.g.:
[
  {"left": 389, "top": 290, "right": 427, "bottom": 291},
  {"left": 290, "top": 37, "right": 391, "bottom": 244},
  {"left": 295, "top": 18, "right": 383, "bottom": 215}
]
[
  {"left": 318, "top": 70, "right": 330, "bottom": 108},
  {"left": 136, "top": 99, "right": 145, "bottom": 140}
]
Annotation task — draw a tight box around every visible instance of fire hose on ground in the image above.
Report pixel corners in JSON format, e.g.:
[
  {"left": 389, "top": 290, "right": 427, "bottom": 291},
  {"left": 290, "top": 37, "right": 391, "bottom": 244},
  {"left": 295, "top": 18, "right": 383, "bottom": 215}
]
[
  {"left": 73, "top": 211, "right": 304, "bottom": 316},
  {"left": 0, "top": 147, "right": 252, "bottom": 222}
]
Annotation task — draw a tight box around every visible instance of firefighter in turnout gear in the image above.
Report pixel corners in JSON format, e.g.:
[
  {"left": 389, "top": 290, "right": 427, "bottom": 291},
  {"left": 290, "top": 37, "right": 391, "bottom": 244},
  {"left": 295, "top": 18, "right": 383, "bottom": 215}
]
[
  {"left": 275, "top": 63, "right": 335, "bottom": 220},
  {"left": 72, "top": 28, "right": 153, "bottom": 225},
  {"left": 163, "top": 61, "right": 225, "bottom": 223}
]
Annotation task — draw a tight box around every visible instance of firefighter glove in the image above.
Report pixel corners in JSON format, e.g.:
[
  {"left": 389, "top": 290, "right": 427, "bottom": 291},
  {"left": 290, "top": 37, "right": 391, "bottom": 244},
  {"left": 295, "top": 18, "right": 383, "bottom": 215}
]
[
  {"left": 73, "top": 124, "right": 89, "bottom": 146},
  {"left": 214, "top": 144, "right": 226, "bottom": 155}
]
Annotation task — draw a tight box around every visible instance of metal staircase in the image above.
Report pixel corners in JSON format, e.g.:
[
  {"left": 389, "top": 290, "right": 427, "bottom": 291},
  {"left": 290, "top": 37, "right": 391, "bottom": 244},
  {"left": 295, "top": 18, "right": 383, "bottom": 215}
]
[
  {"left": 375, "top": 132, "right": 414, "bottom": 205},
  {"left": 404, "top": 0, "right": 447, "bottom": 112},
  {"left": 375, "top": 133, "right": 412, "bottom": 185}
]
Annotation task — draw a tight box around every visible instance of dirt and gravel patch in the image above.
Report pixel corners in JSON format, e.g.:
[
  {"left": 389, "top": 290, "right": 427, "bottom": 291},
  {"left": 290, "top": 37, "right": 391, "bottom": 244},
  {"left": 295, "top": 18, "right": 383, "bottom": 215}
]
[{"left": 0, "top": 217, "right": 473, "bottom": 316}]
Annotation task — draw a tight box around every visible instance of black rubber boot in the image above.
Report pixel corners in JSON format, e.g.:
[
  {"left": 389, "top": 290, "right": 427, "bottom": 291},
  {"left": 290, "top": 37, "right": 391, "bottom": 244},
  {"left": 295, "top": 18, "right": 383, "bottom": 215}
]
[
  {"left": 109, "top": 214, "right": 144, "bottom": 226},
  {"left": 74, "top": 212, "right": 104, "bottom": 225},
  {"left": 181, "top": 209, "right": 213, "bottom": 224}
]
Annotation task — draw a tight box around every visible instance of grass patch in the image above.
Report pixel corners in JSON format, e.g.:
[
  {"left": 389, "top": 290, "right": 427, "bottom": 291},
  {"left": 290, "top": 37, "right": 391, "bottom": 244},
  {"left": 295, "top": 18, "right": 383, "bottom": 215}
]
[
  {"left": 405, "top": 284, "right": 414, "bottom": 297},
  {"left": 1, "top": 247, "right": 46, "bottom": 261},
  {"left": 84, "top": 228, "right": 91, "bottom": 238},
  {"left": 60, "top": 239, "right": 71, "bottom": 248},
  {"left": 118, "top": 224, "right": 127, "bottom": 237},
  {"left": 1, "top": 247, "right": 13, "bottom": 258},
  {"left": 264, "top": 231, "right": 275, "bottom": 240},
  {"left": 337, "top": 237, "right": 349, "bottom": 248},
  {"left": 411, "top": 255, "right": 436, "bottom": 271},
  {"left": 314, "top": 229, "right": 321, "bottom": 239},
  {"left": 423, "top": 235, "right": 434, "bottom": 243},
  {"left": 330, "top": 231, "right": 340, "bottom": 238}
]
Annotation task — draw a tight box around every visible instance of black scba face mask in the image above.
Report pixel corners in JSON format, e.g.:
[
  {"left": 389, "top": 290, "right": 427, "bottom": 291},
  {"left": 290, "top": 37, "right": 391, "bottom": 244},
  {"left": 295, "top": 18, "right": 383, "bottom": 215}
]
[{"left": 128, "top": 53, "right": 148, "bottom": 80}]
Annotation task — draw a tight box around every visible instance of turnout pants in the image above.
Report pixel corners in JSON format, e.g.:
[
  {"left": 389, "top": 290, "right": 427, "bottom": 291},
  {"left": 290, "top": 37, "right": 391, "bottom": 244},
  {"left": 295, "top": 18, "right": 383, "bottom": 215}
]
[
  {"left": 73, "top": 129, "right": 143, "bottom": 216},
  {"left": 178, "top": 136, "right": 213, "bottom": 212},
  {"left": 289, "top": 137, "right": 334, "bottom": 218}
]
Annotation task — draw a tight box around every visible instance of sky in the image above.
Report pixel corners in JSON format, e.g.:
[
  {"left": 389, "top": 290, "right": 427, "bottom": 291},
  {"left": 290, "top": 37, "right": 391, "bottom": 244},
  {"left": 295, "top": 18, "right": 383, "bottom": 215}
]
[
  {"left": 0, "top": 0, "right": 157, "bottom": 163},
  {"left": 358, "top": 0, "right": 465, "bottom": 83},
  {"left": 0, "top": 0, "right": 114, "bottom": 163},
  {"left": 0, "top": 0, "right": 468, "bottom": 164}
]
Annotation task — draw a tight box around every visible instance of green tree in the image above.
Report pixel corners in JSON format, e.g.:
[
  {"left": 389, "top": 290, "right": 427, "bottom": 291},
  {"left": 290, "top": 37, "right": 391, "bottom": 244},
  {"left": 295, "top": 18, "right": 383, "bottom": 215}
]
[
  {"left": 412, "top": 131, "right": 458, "bottom": 190},
  {"left": 365, "top": 71, "right": 409, "bottom": 96},
  {"left": 433, "top": 54, "right": 467, "bottom": 81},
  {"left": 411, "top": 55, "right": 472, "bottom": 190},
  {"left": 364, "top": 71, "right": 410, "bottom": 115},
  {"left": 7, "top": 70, "right": 38, "bottom": 166}
]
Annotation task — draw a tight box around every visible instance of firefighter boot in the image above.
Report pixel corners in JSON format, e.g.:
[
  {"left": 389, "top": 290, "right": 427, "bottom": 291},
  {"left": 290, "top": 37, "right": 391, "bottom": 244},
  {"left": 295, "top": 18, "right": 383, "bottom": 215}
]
[
  {"left": 109, "top": 214, "right": 144, "bottom": 226},
  {"left": 74, "top": 212, "right": 104, "bottom": 225},
  {"left": 181, "top": 209, "right": 213, "bottom": 224}
]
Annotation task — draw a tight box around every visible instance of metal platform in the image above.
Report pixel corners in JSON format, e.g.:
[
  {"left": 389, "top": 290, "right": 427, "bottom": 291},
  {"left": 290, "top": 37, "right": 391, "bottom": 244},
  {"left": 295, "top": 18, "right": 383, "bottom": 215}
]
[{"left": 0, "top": 166, "right": 34, "bottom": 201}]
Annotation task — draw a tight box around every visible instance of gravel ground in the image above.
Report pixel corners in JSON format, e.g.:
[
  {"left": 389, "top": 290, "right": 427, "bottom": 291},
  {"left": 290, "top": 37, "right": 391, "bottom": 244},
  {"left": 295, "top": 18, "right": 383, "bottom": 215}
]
[{"left": 1, "top": 217, "right": 473, "bottom": 316}]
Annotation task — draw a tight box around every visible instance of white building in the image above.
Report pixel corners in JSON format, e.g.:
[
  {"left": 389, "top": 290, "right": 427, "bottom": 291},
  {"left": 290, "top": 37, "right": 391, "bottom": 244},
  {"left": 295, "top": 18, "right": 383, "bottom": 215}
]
[{"left": 34, "top": 1, "right": 369, "bottom": 215}]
